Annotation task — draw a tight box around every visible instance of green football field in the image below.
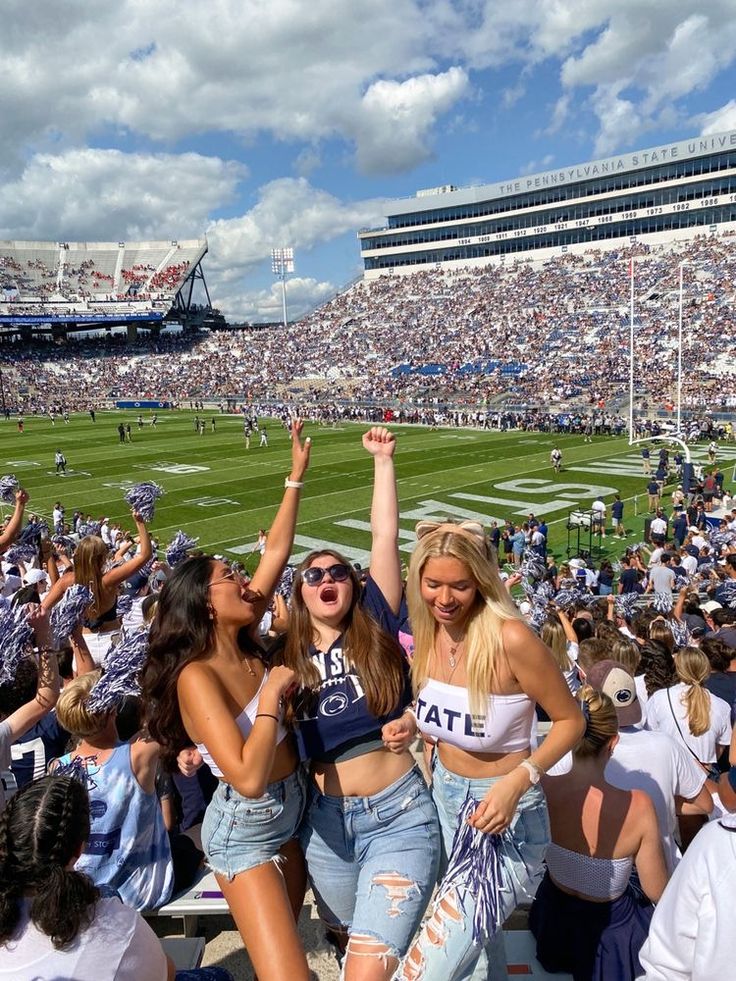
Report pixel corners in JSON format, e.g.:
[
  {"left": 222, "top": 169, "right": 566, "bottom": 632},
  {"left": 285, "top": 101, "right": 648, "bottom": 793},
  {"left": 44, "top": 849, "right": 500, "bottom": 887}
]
[{"left": 1, "top": 411, "right": 733, "bottom": 570}]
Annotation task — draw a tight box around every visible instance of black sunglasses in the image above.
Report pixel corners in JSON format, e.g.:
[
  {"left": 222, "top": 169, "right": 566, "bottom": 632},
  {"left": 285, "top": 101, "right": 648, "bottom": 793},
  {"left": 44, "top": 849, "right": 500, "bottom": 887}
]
[{"left": 302, "top": 563, "right": 352, "bottom": 587}]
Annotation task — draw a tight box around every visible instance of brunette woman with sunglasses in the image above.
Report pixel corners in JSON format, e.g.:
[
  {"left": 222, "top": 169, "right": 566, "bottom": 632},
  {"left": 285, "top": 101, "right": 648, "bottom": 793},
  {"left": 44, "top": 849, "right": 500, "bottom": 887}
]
[
  {"left": 282, "top": 427, "right": 440, "bottom": 981},
  {"left": 140, "top": 420, "right": 312, "bottom": 981}
]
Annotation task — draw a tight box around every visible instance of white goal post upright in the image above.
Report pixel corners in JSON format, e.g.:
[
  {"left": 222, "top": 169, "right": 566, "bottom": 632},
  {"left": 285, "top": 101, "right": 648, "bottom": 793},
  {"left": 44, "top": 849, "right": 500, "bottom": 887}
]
[{"left": 627, "top": 255, "right": 692, "bottom": 489}]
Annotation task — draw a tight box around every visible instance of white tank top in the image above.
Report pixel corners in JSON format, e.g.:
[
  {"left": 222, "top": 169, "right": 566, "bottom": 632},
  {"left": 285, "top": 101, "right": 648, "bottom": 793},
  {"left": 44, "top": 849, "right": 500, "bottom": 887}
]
[
  {"left": 415, "top": 678, "right": 535, "bottom": 753},
  {"left": 195, "top": 671, "right": 287, "bottom": 779}
]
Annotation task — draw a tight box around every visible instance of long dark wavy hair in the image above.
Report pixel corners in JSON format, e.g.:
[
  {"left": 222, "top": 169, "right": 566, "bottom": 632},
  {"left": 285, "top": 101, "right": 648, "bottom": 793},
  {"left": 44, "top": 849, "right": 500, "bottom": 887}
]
[
  {"left": 638, "top": 639, "right": 678, "bottom": 698},
  {"left": 282, "top": 550, "right": 404, "bottom": 720},
  {"left": 0, "top": 776, "right": 99, "bottom": 950},
  {"left": 139, "top": 554, "right": 265, "bottom": 768}
]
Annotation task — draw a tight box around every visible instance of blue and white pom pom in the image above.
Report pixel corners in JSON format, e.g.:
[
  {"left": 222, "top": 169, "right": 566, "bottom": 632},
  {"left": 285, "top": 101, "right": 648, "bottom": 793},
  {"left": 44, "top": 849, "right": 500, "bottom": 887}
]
[
  {"left": 520, "top": 549, "right": 546, "bottom": 584},
  {"left": 18, "top": 521, "right": 48, "bottom": 546},
  {"left": 0, "top": 474, "right": 19, "bottom": 504},
  {"left": 165, "top": 530, "right": 199, "bottom": 567},
  {"left": 651, "top": 591, "right": 674, "bottom": 614},
  {"left": 53, "top": 754, "right": 98, "bottom": 789},
  {"left": 49, "top": 584, "right": 93, "bottom": 647},
  {"left": 0, "top": 605, "right": 35, "bottom": 686},
  {"left": 434, "top": 794, "right": 505, "bottom": 946},
  {"left": 4, "top": 542, "right": 38, "bottom": 566},
  {"left": 116, "top": 593, "right": 134, "bottom": 618},
  {"left": 671, "top": 618, "right": 692, "bottom": 649},
  {"left": 86, "top": 625, "right": 151, "bottom": 713},
  {"left": 553, "top": 588, "right": 580, "bottom": 612},
  {"left": 275, "top": 564, "right": 295, "bottom": 601},
  {"left": 78, "top": 521, "right": 102, "bottom": 539},
  {"left": 52, "top": 534, "right": 77, "bottom": 555},
  {"left": 124, "top": 482, "right": 164, "bottom": 523},
  {"left": 718, "top": 579, "right": 736, "bottom": 609},
  {"left": 614, "top": 591, "right": 640, "bottom": 621}
]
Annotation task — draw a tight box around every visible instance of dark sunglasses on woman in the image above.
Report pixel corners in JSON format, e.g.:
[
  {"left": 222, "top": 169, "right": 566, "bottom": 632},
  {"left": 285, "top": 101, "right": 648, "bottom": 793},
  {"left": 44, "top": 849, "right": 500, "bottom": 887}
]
[{"left": 302, "top": 563, "right": 352, "bottom": 587}]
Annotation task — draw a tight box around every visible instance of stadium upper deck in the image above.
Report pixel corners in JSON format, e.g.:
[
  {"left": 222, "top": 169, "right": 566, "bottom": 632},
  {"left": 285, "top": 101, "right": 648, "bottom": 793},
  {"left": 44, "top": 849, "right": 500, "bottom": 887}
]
[
  {"left": 359, "top": 131, "right": 736, "bottom": 276},
  {"left": 0, "top": 238, "right": 208, "bottom": 329}
]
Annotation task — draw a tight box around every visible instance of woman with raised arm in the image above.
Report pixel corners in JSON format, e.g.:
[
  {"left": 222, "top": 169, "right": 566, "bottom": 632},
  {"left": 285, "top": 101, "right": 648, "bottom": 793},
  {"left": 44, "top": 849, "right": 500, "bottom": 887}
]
[
  {"left": 43, "top": 509, "right": 153, "bottom": 664},
  {"left": 140, "top": 420, "right": 311, "bottom": 981},
  {"left": 400, "top": 520, "right": 585, "bottom": 980},
  {"left": 283, "top": 428, "right": 440, "bottom": 981},
  {"left": 0, "top": 487, "right": 29, "bottom": 554}
]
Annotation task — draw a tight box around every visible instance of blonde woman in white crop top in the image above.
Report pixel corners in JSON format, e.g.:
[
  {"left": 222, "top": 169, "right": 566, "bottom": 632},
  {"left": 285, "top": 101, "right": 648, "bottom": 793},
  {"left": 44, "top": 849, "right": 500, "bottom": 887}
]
[
  {"left": 531, "top": 686, "right": 668, "bottom": 981},
  {"left": 399, "top": 520, "right": 585, "bottom": 981}
]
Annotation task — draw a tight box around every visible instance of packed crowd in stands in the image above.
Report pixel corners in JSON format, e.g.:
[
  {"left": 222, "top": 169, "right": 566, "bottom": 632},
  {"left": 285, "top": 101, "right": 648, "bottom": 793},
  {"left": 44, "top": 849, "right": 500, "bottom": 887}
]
[
  {"left": 2, "top": 237, "right": 736, "bottom": 422},
  {"left": 0, "top": 235, "right": 736, "bottom": 978},
  {"left": 0, "top": 416, "right": 734, "bottom": 980},
  {"left": 1, "top": 245, "right": 196, "bottom": 310}
]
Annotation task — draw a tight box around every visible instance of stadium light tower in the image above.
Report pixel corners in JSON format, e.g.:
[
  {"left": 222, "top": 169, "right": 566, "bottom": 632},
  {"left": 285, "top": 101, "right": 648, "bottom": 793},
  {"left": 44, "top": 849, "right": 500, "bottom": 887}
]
[{"left": 271, "top": 247, "right": 294, "bottom": 328}]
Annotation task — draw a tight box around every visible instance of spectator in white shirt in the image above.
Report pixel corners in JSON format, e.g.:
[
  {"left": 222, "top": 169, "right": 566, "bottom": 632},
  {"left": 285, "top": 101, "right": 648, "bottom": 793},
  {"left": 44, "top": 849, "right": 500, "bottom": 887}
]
[
  {"left": 638, "top": 812, "right": 736, "bottom": 981},
  {"left": 646, "top": 647, "right": 732, "bottom": 767},
  {"left": 647, "top": 553, "right": 675, "bottom": 595}
]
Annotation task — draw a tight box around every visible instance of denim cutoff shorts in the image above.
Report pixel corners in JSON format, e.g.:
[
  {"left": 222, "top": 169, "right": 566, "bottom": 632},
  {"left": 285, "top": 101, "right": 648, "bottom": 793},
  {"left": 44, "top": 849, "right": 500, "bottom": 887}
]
[
  {"left": 202, "top": 767, "right": 306, "bottom": 880},
  {"left": 299, "top": 764, "right": 440, "bottom": 958}
]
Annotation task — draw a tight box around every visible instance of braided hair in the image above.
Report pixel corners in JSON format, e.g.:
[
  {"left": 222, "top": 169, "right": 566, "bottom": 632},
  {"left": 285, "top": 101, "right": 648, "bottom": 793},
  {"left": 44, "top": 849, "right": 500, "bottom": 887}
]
[{"left": 0, "top": 776, "right": 99, "bottom": 949}]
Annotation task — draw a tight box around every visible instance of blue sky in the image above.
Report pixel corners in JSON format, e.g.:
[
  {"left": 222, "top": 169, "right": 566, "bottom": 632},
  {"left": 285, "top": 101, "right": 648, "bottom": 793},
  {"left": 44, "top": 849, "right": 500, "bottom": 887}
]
[{"left": 2, "top": 1, "right": 736, "bottom": 321}]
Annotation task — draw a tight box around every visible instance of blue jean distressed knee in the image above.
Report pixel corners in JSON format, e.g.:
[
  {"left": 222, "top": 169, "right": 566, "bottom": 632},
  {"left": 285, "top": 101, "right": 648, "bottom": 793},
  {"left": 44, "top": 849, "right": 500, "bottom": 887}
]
[
  {"left": 397, "top": 754, "right": 550, "bottom": 981},
  {"left": 300, "top": 765, "right": 440, "bottom": 963}
]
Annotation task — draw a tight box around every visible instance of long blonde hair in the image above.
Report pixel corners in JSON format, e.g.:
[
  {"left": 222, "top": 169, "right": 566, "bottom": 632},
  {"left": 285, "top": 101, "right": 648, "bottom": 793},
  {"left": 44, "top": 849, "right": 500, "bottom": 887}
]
[
  {"left": 73, "top": 536, "right": 108, "bottom": 617},
  {"left": 406, "top": 523, "right": 522, "bottom": 716},
  {"left": 540, "top": 617, "right": 572, "bottom": 673},
  {"left": 675, "top": 647, "right": 711, "bottom": 737}
]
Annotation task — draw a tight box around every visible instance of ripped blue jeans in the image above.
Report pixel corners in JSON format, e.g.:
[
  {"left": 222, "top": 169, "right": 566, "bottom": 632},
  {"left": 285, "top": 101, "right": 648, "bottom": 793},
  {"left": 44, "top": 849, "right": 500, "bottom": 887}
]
[
  {"left": 397, "top": 754, "right": 550, "bottom": 980},
  {"left": 300, "top": 764, "right": 440, "bottom": 965}
]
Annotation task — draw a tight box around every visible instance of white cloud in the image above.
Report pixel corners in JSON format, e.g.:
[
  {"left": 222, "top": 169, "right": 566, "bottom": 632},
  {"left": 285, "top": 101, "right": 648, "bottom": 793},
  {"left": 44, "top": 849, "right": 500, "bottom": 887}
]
[
  {"left": 0, "top": 148, "right": 245, "bottom": 241},
  {"left": 454, "top": 1, "right": 736, "bottom": 153},
  {"left": 0, "top": 0, "right": 462, "bottom": 177},
  {"left": 352, "top": 68, "right": 470, "bottom": 173},
  {"left": 519, "top": 154, "right": 554, "bottom": 176},
  {"left": 227, "top": 277, "right": 337, "bottom": 324},
  {"left": 205, "top": 177, "right": 388, "bottom": 275},
  {"left": 203, "top": 177, "right": 389, "bottom": 318},
  {"left": 699, "top": 99, "right": 736, "bottom": 134}
]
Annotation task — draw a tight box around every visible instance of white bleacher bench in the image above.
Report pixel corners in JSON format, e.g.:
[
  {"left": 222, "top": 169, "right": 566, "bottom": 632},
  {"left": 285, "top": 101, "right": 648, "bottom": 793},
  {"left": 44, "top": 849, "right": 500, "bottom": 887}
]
[
  {"left": 146, "top": 868, "right": 230, "bottom": 937},
  {"left": 160, "top": 937, "right": 206, "bottom": 970}
]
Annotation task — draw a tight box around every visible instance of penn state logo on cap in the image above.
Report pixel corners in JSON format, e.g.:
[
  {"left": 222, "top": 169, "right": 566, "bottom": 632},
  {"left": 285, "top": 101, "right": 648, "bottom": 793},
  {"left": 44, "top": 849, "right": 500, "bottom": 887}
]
[{"left": 585, "top": 660, "right": 642, "bottom": 727}]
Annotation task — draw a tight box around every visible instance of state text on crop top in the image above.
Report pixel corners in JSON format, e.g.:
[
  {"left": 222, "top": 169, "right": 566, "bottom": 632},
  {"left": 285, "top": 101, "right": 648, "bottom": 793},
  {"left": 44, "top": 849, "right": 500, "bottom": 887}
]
[
  {"left": 415, "top": 677, "right": 534, "bottom": 753},
  {"left": 195, "top": 671, "right": 287, "bottom": 779}
]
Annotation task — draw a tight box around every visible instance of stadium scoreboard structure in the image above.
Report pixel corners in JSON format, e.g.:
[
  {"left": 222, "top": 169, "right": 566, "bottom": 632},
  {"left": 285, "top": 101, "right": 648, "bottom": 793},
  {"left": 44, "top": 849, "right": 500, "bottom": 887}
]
[{"left": 359, "top": 130, "right": 736, "bottom": 276}]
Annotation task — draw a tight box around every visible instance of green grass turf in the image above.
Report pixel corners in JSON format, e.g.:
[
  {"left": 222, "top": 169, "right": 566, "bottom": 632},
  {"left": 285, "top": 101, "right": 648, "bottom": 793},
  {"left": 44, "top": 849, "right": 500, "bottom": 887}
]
[{"left": 1, "top": 411, "right": 731, "bottom": 571}]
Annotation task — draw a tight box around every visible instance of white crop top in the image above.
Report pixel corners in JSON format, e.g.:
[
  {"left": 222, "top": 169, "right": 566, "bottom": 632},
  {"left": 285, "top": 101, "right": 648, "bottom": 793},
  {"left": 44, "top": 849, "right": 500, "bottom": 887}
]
[
  {"left": 546, "top": 842, "right": 633, "bottom": 900},
  {"left": 415, "top": 678, "right": 535, "bottom": 753},
  {"left": 195, "top": 671, "right": 287, "bottom": 779}
]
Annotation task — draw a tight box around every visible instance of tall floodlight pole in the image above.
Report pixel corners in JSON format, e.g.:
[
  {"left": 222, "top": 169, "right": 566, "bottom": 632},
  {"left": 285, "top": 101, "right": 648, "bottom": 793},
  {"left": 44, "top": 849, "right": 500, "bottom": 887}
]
[
  {"left": 271, "top": 248, "right": 294, "bottom": 328},
  {"left": 628, "top": 257, "right": 635, "bottom": 442},
  {"left": 678, "top": 261, "right": 685, "bottom": 437}
]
